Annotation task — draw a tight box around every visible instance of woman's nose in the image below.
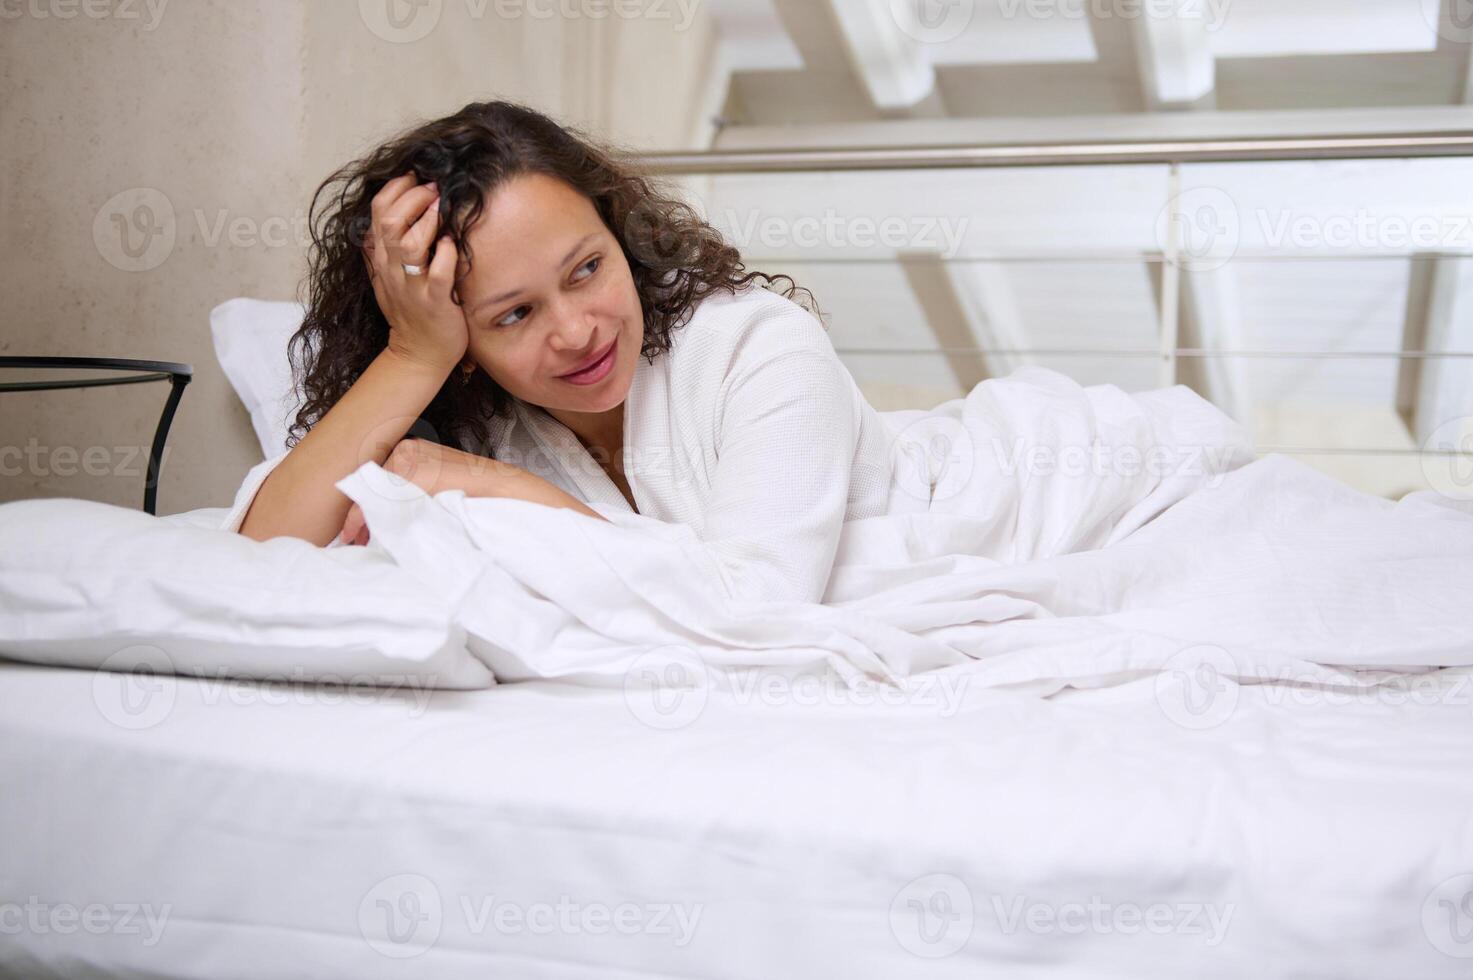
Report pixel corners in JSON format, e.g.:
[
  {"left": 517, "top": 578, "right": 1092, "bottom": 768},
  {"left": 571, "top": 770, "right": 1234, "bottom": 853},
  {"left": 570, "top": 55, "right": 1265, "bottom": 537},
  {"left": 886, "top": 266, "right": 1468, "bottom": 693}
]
[{"left": 547, "top": 309, "right": 597, "bottom": 350}]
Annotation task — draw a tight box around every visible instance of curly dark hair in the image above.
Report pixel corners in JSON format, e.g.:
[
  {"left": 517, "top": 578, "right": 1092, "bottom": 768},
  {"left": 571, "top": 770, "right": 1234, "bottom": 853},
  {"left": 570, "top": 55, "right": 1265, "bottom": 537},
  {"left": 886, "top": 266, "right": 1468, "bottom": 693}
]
[{"left": 286, "top": 98, "right": 822, "bottom": 454}]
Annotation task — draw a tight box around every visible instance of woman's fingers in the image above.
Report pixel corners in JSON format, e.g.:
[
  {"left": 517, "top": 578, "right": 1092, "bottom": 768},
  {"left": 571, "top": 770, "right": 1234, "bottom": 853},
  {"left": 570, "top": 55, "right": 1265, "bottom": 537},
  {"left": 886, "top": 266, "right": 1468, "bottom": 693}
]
[
  {"left": 385, "top": 437, "right": 451, "bottom": 495},
  {"left": 365, "top": 173, "right": 438, "bottom": 275},
  {"left": 366, "top": 173, "right": 415, "bottom": 260},
  {"left": 400, "top": 192, "right": 441, "bottom": 267},
  {"left": 381, "top": 184, "right": 440, "bottom": 269},
  {"left": 338, "top": 502, "right": 368, "bottom": 545},
  {"left": 361, "top": 172, "right": 469, "bottom": 369},
  {"left": 368, "top": 173, "right": 420, "bottom": 229},
  {"left": 386, "top": 439, "right": 423, "bottom": 483},
  {"left": 337, "top": 504, "right": 356, "bottom": 544},
  {"left": 428, "top": 234, "right": 457, "bottom": 286}
]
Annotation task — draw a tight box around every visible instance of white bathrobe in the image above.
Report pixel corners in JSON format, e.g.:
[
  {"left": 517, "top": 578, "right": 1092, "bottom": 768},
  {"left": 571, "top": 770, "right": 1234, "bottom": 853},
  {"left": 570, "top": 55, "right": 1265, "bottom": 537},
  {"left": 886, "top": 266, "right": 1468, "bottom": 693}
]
[{"left": 218, "top": 282, "right": 902, "bottom": 604}]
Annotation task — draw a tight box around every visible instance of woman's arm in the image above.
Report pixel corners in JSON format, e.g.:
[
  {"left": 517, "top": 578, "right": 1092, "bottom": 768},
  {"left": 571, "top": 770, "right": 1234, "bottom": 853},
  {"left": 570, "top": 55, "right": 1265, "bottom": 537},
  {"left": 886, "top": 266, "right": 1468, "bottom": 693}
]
[
  {"left": 240, "top": 171, "right": 471, "bottom": 546},
  {"left": 238, "top": 348, "right": 449, "bottom": 546},
  {"left": 482, "top": 465, "right": 607, "bottom": 522},
  {"left": 333, "top": 438, "right": 609, "bottom": 546}
]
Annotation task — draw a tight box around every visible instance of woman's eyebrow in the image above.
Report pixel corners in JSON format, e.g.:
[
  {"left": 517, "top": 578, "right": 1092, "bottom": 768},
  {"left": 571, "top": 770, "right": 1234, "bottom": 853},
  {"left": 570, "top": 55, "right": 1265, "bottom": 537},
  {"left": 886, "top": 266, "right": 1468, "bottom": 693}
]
[{"left": 469, "top": 232, "right": 599, "bottom": 315}]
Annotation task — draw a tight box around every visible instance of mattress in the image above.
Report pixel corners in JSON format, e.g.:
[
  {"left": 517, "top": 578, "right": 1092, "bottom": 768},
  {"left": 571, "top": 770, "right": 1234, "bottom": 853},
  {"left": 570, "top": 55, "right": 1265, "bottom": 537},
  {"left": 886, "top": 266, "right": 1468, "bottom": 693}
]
[{"left": 3, "top": 659, "right": 1472, "bottom": 979}]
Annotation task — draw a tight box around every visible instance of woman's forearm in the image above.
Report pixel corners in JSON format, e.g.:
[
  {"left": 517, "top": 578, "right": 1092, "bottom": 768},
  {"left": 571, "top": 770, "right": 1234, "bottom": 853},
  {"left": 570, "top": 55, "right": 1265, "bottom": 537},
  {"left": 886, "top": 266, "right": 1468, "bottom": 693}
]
[
  {"left": 237, "top": 349, "right": 451, "bottom": 546},
  {"left": 475, "top": 464, "right": 608, "bottom": 522}
]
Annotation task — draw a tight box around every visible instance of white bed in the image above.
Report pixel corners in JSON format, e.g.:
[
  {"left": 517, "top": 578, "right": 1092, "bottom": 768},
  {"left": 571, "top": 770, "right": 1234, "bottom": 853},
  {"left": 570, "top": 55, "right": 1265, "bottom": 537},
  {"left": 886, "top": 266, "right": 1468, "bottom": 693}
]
[
  {"left": 4, "top": 657, "right": 1473, "bottom": 979},
  {"left": 5, "top": 357, "right": 1472, "bottom": 979}
]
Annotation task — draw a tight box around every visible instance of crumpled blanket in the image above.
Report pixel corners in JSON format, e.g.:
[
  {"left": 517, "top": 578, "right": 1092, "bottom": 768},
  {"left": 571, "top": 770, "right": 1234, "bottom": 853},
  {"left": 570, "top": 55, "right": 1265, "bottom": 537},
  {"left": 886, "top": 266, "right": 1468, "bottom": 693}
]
[{"left": 337, "top": 367, "right": 1473, "bottom": 699}]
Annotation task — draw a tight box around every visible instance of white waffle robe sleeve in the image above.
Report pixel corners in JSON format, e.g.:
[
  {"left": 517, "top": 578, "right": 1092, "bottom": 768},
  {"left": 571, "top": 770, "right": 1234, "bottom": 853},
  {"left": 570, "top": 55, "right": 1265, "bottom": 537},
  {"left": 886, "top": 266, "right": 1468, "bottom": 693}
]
[{"left": 695, "top": 348, "right": 859, "bottom": 604}]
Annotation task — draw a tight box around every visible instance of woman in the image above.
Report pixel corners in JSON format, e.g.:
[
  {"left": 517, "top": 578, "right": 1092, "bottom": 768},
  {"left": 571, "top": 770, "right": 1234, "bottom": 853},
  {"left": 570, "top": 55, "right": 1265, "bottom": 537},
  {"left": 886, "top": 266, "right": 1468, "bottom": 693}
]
[{"left": 226, "top": 99, "right": 897, "bottom": 604}]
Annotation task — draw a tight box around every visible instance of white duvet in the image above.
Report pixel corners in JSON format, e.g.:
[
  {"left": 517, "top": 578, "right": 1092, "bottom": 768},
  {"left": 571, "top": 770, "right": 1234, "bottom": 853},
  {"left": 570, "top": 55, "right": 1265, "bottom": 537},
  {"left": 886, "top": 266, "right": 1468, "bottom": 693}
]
[{"left": 328, "top": 366, "right": 1473, "bottom": 699}]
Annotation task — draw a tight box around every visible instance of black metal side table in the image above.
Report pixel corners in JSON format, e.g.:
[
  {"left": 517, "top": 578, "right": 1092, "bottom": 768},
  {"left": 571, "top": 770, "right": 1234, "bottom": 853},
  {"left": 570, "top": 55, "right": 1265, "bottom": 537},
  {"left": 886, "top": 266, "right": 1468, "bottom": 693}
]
[{"left": 0, "top": 357, "right": 192, "bottom": 515}]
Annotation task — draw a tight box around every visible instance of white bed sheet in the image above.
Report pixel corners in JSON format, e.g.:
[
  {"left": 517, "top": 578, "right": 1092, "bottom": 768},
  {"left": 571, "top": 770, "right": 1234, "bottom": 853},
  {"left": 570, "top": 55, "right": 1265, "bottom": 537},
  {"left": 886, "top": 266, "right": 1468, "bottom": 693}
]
[{"left": 4, "top": 659, "right": 1473, "bottom": 979}]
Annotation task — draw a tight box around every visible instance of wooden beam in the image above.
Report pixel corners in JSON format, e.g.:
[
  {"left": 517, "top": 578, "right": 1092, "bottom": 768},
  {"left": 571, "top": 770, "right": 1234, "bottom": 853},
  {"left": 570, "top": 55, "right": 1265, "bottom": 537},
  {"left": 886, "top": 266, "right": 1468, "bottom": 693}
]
[
  {"left": 825, "top": 0, "right": 938, "bottom": 111},
  {"left": 768, "top": 0, "right": 851, "bottom": 73},
  {"left": 1145, "top": 260, "right": 1248, "bottom": 421},
  {"left": 1131, "top": 0, "right": 1217, "bottom": 110},
  {"left": 1085, "top": 1, "right": 1148, "bottom": 114},
  {"left": 1451, "top": 0, "right": 1473, "bottom": 103},
  {"left": 752, "top": 0, "right": 943, "bottom": 121},
  {"left": 898, "top": 252, "right": 1023, "bottom": 390},
  {"left": 1178, "top": 267, "right": 1248, "bottom": 422},
  {"left": 1397, "top": 254, "right": 1473, "bottom": 445}
]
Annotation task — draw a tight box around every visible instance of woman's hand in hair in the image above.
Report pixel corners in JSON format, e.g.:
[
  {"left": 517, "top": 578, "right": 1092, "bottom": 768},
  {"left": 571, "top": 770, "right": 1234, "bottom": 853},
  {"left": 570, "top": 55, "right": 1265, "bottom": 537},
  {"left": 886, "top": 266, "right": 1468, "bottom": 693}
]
[{"left": 362, "top": 172, "right": 469, "bottom": 374}]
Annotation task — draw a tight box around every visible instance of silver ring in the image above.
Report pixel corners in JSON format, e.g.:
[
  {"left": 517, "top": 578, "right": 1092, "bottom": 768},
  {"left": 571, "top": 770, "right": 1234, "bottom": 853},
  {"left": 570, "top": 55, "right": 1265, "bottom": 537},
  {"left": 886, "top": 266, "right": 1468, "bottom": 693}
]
[{"left": 401, "top": 262, "right": 425, "bottom": 277}]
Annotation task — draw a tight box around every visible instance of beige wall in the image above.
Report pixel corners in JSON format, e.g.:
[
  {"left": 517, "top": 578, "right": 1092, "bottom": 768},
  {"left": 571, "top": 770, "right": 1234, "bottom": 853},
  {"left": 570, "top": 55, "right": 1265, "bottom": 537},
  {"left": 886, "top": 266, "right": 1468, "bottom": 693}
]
[{"left": 0, "top": 0, "right": 719, "bottom": 515}]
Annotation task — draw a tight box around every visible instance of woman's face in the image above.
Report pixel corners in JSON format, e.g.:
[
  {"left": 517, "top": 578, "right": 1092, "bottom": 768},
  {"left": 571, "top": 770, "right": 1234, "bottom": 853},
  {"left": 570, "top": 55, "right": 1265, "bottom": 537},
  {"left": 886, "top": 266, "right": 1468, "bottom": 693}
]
[{"left": 454, "top": 173, "right": 644, "bottom": 426}]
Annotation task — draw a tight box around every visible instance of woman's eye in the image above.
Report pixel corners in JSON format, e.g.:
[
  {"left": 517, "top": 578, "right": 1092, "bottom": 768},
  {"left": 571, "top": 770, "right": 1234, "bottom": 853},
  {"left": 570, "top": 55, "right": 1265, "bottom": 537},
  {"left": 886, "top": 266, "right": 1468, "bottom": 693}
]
[
  {"left": 493, "top": 258, "right": 599, "bottom": 328},
  {"left": 496, "top": 306, "right": 530, "bottom": 328}
]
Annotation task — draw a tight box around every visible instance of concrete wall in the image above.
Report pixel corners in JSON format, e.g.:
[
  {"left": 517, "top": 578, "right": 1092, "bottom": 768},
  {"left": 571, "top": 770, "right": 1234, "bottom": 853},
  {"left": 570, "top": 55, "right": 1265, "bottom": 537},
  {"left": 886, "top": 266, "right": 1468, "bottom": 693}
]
[{"left": 0, "top": 0, "right": 720, "bottom": 515}]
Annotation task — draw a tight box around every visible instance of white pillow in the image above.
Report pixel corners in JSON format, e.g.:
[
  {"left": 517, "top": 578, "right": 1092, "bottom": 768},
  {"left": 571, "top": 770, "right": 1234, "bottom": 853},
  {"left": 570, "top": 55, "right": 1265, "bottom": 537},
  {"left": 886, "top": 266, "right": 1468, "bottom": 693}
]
[
  {"left": 210, "top": 297, "right": 306, "bottom": 459},
  {"left": 0, "top": 496, "right": 495, "bottom": 691}
]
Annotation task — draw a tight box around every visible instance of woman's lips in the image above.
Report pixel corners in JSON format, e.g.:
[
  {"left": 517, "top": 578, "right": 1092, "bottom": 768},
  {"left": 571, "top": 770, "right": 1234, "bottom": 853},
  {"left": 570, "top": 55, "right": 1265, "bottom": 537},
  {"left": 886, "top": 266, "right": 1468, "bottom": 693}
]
[{"left": 559, "top": 337, "right": 617, "bottom": 385}]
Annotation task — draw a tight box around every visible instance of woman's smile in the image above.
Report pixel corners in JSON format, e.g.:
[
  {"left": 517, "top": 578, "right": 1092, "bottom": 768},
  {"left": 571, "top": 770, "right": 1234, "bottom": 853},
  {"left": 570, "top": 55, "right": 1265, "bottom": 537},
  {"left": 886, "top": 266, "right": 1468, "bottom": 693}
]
[{"left": 557, "top": 335, "right": 618, "bottom": 385}]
